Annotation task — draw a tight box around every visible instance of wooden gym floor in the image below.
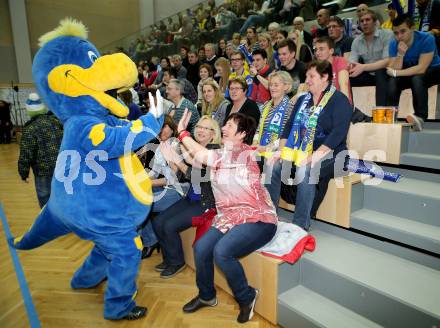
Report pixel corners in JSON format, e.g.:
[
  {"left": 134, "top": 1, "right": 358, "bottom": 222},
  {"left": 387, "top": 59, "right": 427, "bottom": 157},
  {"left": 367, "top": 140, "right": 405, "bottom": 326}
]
[{"left": 0, "top": 143, "right": 277, "bottom": 327}]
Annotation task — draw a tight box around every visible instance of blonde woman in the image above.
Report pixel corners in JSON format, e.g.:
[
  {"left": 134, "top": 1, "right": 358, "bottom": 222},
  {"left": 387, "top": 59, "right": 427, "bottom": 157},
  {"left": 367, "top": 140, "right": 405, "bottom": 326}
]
[
  {"left": 201, "top": 78, "right": 230, "bottom": 126},
  {"left": 152, "top": 116, "right": 221, "bottom": 279},
  {"left": 214, "top": 57, "right": 231, "bottom": 94},
  {"left": 288, "top": 29, "right": 313, "bottom": 63},
  {"left": 258, "top": 33, "right": 274, "bottom": 67},
  {"left": 257, "top": 71, "right": 294, "bottom": 159}
]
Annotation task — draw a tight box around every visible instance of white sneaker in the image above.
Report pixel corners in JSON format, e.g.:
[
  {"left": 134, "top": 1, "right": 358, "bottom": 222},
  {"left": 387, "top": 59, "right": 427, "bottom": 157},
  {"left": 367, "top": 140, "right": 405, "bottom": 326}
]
[{"left": 406, "top": 114, "right": 424, "bottom": 132}]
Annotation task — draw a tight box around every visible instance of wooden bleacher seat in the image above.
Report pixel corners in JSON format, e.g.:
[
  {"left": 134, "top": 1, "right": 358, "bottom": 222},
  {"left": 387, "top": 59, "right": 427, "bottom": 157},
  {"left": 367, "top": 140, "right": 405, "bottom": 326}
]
[
  {"left": 179, "top": 175, "right": 361, "bottom": 324},
  {"left": 352, "top": 85, "right": 439, "bottom": 119},
  {"left": 278, "top": 174, "right": 362, "bottom": 228},
  {"left": 348, "top": 122, "right": 412, "bottom": 165},
  {"left": 180, "top": 228, "right": 282, "bottom": 325}
]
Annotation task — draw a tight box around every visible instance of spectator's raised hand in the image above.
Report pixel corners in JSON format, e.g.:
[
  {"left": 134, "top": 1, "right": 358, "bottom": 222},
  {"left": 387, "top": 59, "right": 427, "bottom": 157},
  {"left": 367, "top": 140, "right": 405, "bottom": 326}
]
[
  {"left": 177, "top": 108, "right": 192, "bottom": 133},
  {"left": 148, "top": 90, "right": 164, "bottom": 118}
]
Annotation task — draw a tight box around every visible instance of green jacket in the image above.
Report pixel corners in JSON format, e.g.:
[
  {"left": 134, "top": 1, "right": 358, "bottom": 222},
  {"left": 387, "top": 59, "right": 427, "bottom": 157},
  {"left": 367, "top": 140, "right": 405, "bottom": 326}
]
[{"left": 18, "top": 113, "right": 63, "bottom": 180}]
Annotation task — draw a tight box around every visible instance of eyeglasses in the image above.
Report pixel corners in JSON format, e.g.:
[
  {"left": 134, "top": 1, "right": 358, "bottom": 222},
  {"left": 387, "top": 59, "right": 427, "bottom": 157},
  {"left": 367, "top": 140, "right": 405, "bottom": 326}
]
[
  {"left": 195, "top": 125, "right": 214, "bottom": 132},
  {"left": 229, "top": 87, "right": 244, "bottom": 91}
]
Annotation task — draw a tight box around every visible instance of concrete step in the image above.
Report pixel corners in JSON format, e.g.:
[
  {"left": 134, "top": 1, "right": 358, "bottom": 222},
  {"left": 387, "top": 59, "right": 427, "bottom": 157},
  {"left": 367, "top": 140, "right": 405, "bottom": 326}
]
[
  {"left": 278, "top": 285, "right": 383, "bottom": 328},
  {"left": 351, "top": 208, "right": 440, "bottom": 254},
  {"left": 400, "top": 152, "right": 440, "bottom": 170},
  {"left": 407, "top": 129, "right": 440, "bottom": 156},
  {"left": 361, "top": 177, "right": 440, "bottom": 226},
  {"left": 296, "top": 230, "right": 440, "bottom": 327}
]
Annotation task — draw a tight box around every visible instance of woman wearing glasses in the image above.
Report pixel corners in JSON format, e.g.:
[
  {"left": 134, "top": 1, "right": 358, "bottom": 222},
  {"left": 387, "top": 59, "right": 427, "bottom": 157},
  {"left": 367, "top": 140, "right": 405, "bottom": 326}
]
[
  {"left": 201, "top": 78, "right": 230, "bottom": 126},
  {"left": 151, "top": 116, "right": 221, "bottom": 279},
  {"left": 223, "top": 77, "right": 260, "bottom": 129}
]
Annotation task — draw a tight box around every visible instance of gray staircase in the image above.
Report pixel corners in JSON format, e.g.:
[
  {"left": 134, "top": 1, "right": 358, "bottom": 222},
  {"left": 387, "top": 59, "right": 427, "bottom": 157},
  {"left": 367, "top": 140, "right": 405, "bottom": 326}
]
[
  {"left": 277, "top": 229, "right": 440, "bottom": 328},
  {"left": 400, "top": 124, "right": 440, "bottom": 169},
  {"left": 350, "top": 175, "right": 440, "bottom": 254}
]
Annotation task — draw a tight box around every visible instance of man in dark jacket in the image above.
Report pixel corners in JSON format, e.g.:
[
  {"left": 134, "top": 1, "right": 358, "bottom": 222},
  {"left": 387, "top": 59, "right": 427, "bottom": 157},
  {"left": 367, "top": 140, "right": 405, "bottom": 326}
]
[{"left": 18, "top": 93, "right": 63, "bottom": 208}]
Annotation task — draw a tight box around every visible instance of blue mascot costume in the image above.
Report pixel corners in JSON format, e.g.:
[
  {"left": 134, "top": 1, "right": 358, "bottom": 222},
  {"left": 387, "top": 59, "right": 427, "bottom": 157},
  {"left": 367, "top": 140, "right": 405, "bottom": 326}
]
[{"left": 9, "top": 18, "right": 164, "bottom": 320}]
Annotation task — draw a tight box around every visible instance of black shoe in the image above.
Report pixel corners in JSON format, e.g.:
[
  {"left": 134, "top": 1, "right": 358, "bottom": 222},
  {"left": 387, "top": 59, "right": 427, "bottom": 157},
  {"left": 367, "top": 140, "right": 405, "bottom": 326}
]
[
  {"left": 122, "top": 306, "right": 147, "bottom": 320},
  {"left": 154, "top": 261, "right": 167, "bottom": 272},
  {"left": 183, "top": 296, "right": 218, "bottom": 313},
  {"left": 160, "top": 263, "right": 186, "bottom": 279},
  {"left": 237, "top": 289, "right": 259, "bottom": 323},
  {"left": 141, "top": 243, "right": 160, "bottom": 259}
]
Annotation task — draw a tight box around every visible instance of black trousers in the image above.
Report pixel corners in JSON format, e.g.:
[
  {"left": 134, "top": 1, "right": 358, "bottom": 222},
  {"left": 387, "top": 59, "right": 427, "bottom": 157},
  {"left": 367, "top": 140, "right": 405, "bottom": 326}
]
[
  {"left": 350, "top": 69, "right": 388, "bottom": 106},
  {"left": 386, "top": 66, "right": 440, "bottom": 120}
]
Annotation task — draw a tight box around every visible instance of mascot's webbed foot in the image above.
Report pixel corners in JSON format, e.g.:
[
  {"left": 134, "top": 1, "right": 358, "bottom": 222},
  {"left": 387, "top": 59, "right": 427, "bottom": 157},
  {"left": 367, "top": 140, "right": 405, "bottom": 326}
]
[
  {"left": 7, "top": 237, "right": 17, "bottom": 248},
  {"left": 121, "top": 306, "right": 147, "bottom": 320}
]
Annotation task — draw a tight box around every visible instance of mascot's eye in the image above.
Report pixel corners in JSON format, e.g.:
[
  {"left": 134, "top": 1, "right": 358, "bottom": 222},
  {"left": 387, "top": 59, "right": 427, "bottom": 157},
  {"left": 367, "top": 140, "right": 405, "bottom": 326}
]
[{"left": 88, "top": 51, "right": 98, "bottom": 63}]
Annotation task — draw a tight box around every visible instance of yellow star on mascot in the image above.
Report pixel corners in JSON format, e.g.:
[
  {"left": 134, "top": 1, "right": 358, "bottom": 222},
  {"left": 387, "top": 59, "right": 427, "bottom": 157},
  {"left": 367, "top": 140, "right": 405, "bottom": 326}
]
[{"left": 9, "top": 18, "right": 164, "bottom": 320}]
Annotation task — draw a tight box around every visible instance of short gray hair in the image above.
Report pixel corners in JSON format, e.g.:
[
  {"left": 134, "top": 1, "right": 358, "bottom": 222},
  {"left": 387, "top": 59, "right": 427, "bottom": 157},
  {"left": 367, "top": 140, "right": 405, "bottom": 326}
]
[
  {"left": 169, "top": 79, "right": 184, "bottom": 94},
  {"left": 268, "top": 71, "right": 293, "bottom": 93},
  {"left": 268, "top": 22, "right": 281, "bottom": 31},
  {"left": 172, "top": 54, "right": 182, "bottom": 62}
]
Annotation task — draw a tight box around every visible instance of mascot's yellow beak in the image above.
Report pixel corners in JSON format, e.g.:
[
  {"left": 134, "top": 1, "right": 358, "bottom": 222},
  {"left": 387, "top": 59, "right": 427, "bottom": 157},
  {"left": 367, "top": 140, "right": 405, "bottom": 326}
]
[{"left": 48, "top": 53, "right": 137, "bottom": 117}]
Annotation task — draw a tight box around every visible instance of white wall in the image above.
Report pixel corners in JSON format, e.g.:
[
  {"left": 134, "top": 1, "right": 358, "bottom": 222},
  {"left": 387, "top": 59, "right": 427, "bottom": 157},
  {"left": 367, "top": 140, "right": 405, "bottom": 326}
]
[{"left": 153, "top": 0, "right": 204, "bottom": 21}]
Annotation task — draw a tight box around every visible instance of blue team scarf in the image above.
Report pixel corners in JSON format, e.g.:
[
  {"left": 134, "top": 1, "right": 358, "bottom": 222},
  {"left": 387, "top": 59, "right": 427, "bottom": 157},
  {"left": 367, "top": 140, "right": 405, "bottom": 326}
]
[
  {"left": 281, "top": 85, "right": 336, "bottom": 166},
  {"left": 258, "top": 96, "right": 290, "bottom": 148}
]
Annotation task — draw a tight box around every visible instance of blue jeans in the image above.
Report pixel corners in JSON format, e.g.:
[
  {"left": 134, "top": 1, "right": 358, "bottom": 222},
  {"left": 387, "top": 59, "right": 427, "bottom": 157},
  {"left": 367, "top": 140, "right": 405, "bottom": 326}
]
[
  {"left": 140, "top": 187, "right": 183, "bottom": 247},
  {"left": 194, "top": 222, "right": 276, "bottom": 306},
  {"left": 239, "top": 14, "right": 266, "bottom": 34},
  {"left": 35, "top": 175, "right": 52, "bottom": 208},
  {"left": 152, "top": 197, "right": 205, "bottom": 266},
  {"left": 264, "top": 161, "right": 316, "bottom": 230}
]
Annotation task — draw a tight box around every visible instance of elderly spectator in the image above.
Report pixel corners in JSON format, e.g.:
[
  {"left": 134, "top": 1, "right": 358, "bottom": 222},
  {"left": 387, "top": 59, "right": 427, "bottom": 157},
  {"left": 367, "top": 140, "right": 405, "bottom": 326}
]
[
  {"left": 167, "top": 79, "right": 200, "bottom": 135},
  {"left": 171, "top": 55, "right": 188, "bottom": 79},
  {"left": 328, "top": 16, "right": 353, "bottom": 59},
  {"left": 169, "top": 68, "right": 198, "bottom": 105},
  {"left": 204, "top": 43, "right": 218, "bottom": 75},
  {"left": 316, "top": 9, "right": 330, "bottom": 37},
  {"left": 256, "top": 71, "right": 294, "bottom": 163},
  {"left": 349, "top": 10, "right": 393, "bottom": 107},
  {"left": 249, "top": 49, "right": 273, "bottom": 106},
  {"left": 293, "top": 16, "right": 313, "bottom": 49},
  {"left": 224, "top": 77, "right": 260, "bottom": 128},
  {"left": 386, "top": 14, "right": 440, "bottom": 131},
  {"left": 268, "top": 22, "right": 281, "bottom": 47},
  {"left": 268, "top": 60, "right": 352, "bottom": 230},
  {"left": 201, "top": 78, "right": 230, "bottom": 125}
]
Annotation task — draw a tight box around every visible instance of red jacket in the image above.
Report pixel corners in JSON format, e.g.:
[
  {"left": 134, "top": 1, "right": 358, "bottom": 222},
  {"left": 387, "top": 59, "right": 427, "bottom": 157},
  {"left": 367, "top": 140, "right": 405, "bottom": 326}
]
[{"left": 249, "top": 65, "right": 272, "bottom": 105}]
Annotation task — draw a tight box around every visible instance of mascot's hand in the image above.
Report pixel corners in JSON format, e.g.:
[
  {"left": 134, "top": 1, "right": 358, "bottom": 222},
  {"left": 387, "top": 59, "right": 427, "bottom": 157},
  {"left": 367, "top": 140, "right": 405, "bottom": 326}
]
[{"left": 149, "top": 90, "right": 164, "bottom": 119}]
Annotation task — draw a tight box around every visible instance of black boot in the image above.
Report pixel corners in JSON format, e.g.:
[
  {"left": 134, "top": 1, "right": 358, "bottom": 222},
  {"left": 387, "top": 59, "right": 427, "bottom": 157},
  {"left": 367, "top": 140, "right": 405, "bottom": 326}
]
[
  {"left": 122, "top": 306, "right": 147, "bottom": 320},
  {"left": 141, "top": 243, "right": 160, "bottom": 259}
]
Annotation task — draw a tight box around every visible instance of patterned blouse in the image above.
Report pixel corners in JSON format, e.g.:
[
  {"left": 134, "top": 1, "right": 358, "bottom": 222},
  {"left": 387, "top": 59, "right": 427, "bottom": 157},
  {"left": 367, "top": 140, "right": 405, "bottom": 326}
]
[{"left": 209, "top": 143, "right": 278, "bottom": 233}]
